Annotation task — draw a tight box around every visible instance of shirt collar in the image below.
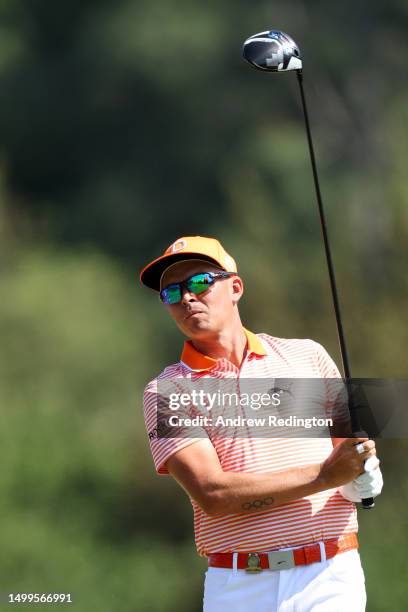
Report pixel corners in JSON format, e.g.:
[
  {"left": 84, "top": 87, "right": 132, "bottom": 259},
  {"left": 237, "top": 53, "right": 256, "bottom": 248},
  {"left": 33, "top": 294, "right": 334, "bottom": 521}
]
[{"left": 180, "top": 328, "right": 267, "bottom": 372}]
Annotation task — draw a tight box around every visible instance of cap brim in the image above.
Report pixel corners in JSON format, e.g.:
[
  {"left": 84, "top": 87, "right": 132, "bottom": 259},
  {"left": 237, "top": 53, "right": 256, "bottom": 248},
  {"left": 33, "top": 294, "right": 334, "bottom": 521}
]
[{"left": 140, "top": 252, "right": 225, "bottom": 291}]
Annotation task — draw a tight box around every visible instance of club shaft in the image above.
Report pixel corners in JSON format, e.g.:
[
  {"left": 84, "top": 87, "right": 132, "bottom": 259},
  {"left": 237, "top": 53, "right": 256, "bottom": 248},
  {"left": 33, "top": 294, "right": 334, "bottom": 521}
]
[
  {"left": 296, "top": 70, "right": 351, "bottom": 381},
  {"left": 296, "top": 71, "right": 374, "bottom": 509}
]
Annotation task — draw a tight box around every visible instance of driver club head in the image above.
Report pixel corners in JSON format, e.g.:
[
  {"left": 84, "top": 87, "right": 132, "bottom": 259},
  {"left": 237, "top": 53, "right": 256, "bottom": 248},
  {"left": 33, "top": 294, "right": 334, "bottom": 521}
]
[{"left": 242, "top": 30, "right": 302, "bottom": 72}]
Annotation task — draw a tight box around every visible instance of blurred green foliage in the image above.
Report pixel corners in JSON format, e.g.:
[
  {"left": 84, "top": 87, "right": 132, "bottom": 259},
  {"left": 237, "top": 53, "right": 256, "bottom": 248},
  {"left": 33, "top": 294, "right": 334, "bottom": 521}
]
[
  {"left": 0, "top": 244, "right": 207, "bottom": 611},
  {"left": 0, "top": 0, "right": 407, "bottom": 610}
]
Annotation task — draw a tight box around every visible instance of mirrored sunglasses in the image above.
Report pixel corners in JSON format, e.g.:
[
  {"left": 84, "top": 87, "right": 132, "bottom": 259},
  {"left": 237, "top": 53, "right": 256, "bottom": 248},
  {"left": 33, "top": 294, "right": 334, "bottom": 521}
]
[{"left": 160, "top": 271, "right": 234, "bottom": 305}]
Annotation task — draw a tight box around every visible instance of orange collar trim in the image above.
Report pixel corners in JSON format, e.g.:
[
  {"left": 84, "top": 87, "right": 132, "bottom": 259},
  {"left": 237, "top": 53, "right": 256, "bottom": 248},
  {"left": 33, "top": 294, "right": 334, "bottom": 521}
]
[{"left": 180, "top": 328, "right": 267, "bottom": 372}]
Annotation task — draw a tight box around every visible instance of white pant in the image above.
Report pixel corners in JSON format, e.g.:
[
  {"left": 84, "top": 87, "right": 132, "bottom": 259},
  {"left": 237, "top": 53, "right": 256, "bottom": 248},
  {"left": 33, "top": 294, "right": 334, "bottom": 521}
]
[{"left": 203, "top": 549, "right": 366, "bottom": 612}]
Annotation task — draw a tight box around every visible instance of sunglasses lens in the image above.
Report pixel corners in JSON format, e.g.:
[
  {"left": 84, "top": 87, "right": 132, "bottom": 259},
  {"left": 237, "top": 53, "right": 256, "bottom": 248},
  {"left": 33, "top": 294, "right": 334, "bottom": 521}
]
[
  {"left": 160, "top": 273, "right": 215, "bottom": 304},
  {"left": 187, "top": 273, "right": 213, "bottom": 294},
  {"left": 160, "top": 285, "right": 181, "bottom": 304}
]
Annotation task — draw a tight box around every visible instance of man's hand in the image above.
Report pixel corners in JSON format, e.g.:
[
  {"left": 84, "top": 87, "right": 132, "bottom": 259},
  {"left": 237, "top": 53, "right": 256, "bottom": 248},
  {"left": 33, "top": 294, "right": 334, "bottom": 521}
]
[
  {"left": 319, "top": 437, "right": 377, "bottom": 489},
  {"left": 339, "top": 456, "right": 384, "bottom": 503}
]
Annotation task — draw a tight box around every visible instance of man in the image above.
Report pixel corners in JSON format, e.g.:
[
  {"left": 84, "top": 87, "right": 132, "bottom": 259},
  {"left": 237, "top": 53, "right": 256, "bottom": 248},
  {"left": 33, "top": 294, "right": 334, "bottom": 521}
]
[{"left": 140, "top": 236, "right": 383, "bottom": 612}]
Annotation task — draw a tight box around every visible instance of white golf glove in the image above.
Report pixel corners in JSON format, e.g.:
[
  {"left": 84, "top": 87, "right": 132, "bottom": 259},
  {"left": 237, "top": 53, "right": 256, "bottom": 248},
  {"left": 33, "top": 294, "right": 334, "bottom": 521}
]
[{"left": 339, "top": 456, "right": 384, "bottom": 503}]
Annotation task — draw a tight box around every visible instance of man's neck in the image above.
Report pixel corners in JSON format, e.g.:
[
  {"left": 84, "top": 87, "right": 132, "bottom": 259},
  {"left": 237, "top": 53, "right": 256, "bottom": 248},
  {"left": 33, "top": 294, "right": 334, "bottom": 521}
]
[{"left": 190, "top": 325, "right": 248, "bottom": 369}]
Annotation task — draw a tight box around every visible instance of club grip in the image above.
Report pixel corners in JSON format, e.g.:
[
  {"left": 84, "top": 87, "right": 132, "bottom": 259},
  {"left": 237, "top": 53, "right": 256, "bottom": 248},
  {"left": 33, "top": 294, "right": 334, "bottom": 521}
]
[{"left": 362, "top": 496, "right": 375, "bottom": 509}]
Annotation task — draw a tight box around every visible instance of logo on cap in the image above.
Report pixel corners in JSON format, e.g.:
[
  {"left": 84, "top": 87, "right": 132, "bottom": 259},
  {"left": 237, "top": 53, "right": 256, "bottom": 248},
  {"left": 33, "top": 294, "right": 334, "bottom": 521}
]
[{"left": 170, "top": 239, "right": 187, "bottom": 253}]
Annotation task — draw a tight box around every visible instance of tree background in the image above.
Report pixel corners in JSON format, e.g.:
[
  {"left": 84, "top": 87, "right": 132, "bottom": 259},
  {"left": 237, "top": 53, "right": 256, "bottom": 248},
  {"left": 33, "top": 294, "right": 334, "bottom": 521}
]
[{"left": 0, "top": 1, "right": 407, "bottom": 610}]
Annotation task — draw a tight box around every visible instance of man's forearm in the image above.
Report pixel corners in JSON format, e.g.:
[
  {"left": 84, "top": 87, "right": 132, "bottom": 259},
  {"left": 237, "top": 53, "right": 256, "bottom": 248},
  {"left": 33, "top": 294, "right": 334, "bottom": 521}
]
[
  {"left": 204, "top": 463, "right": 327, "bottom": 515},
  {"left": 167, "top": 437, "right": 374, "bottom": 516}
]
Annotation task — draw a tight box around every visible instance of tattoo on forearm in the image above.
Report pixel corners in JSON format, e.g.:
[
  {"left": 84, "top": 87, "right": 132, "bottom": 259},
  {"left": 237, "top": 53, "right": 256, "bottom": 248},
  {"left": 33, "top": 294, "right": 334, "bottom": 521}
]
[{"left": 242, "top": 497, "right": 275, "bottom": 511}]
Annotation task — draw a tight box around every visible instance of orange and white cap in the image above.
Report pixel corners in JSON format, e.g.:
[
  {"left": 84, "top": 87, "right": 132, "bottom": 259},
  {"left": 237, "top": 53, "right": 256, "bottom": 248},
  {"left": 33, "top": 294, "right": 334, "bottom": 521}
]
[{"left": 140, "top": 236, "right": 238, "bottom": 291}]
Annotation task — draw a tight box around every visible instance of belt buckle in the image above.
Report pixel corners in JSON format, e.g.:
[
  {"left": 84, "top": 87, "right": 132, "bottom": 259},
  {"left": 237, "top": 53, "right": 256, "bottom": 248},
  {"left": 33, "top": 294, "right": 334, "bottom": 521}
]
[
  {"left": 245, "top": 552, "right": 263, "bottom": 573},
  {"left": 267, "top": 549, "right": 295, "bottom": 571}
]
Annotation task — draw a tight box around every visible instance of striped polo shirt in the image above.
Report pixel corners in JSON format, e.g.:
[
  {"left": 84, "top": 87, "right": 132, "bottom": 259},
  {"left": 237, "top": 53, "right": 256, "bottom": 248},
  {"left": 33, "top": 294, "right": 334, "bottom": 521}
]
[{"left": 143, "top": 330, "right": 358, "bottom": 556}]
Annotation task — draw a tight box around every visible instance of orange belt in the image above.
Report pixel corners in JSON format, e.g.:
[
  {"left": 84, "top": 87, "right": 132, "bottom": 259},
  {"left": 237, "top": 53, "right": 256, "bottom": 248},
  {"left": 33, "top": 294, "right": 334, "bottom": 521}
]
[{"left": 208, "top": 533, "right": 358, "bottom": 573}]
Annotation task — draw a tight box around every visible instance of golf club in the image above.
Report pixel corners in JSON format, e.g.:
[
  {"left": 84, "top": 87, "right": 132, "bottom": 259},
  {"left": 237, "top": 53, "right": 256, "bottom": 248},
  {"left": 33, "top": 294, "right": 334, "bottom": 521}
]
[{"left": 242, "top": 30, "right": 374, "bottom": 509}]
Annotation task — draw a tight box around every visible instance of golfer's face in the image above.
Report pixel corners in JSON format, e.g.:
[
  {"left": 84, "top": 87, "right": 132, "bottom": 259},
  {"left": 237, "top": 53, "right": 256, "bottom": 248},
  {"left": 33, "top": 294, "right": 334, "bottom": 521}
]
[{"left": 161, "top": 261, "right": 242, "bottom": 338}]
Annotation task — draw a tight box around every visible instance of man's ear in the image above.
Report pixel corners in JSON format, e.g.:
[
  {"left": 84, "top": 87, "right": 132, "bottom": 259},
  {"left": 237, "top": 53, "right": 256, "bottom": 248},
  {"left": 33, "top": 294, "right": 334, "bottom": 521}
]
[{"left": 231, "top": 275, "right": 244, "bottom": 304}]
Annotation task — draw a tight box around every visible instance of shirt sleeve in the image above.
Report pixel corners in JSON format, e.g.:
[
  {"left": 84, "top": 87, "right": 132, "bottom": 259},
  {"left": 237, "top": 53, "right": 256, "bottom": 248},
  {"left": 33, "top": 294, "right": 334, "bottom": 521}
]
[
  {"left": 313, "top": 341, "right": 342, "bottom": 378},
  {"left": 143, "top": 377, "right": 209, "bottom": 475},
  {"left": 312, "top": 342, "right": 351, "bottom": 434}
]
